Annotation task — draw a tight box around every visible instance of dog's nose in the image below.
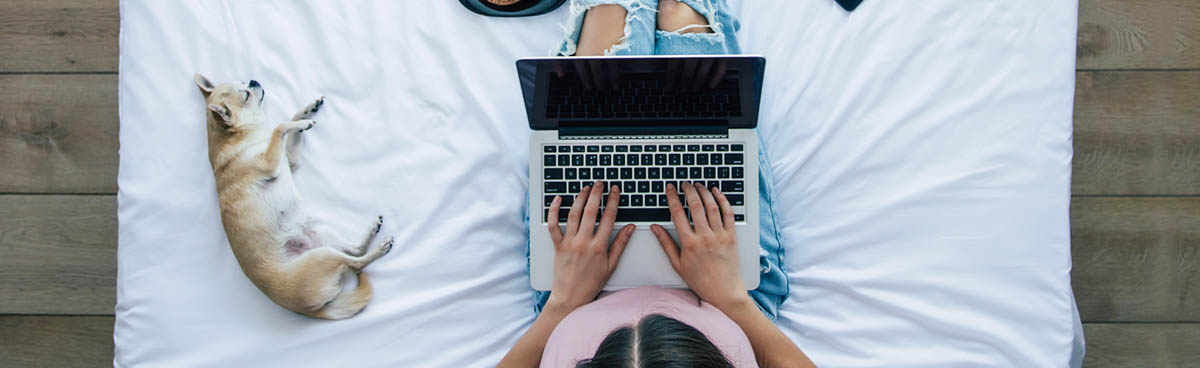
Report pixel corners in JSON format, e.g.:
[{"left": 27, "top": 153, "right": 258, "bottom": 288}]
[{"left": 248, "top": 80, "right": 260, "bottom": 89}]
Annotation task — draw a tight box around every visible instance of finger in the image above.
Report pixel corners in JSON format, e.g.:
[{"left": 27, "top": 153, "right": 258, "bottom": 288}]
[
  {"left": 605, "top": 60, "right": 621, "bottom": 91},
  {"left": 693, "top": 58, "right": 713, "bottom": 91},
  {"left": 708, "top": 59, "right": 728, "bottom": 89},
  {"left": 579, "top": 181, "right": 604, "bottom": 237},
  {"left": 680, "top": 58, "right": 698, "bottom": 92},
  {"left": 665, "top": 183, "right": 693, "bottom": 236},
  {"left": 650, "top": 224, "right": 681, "bottom": 270},
  {"left": 588, "top": 60, "right": 605, "bottom": 92},
  {"left": 714, "top": 187, "right": 735, "bottom": 232},
  {"left": 698, "top": 183, "right": 723, "bottom": 230},
  {"left": 597, "top": 184, "right": 621, "bottom": 240},
  {"left": 607, "top": 224, "right": 636, "bottom": 270},
  {"left": 547, "top": 195, "right": 564, "bottom": 246},
  {"left": 665, "top": 59, "right": 679, "bottom": 90},
  {"left": 574, "top": 60, "right": 593, "bottom": 90},
  {"left": 565, "top": 185, "right": 590, "bottom": 237},
  {"left": 684, "top": 182, "right": 710, "bottom": 232}
]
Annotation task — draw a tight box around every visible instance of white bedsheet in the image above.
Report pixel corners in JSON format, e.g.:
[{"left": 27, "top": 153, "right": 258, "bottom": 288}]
[{"left": 116, "top": 0, "right": 1083, "bottom": 366}]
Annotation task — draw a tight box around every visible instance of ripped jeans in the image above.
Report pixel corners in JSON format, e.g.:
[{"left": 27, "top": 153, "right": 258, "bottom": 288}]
[
  {"left": 533, "top": 0, "right": 790, "bottom": 320},
  {"left": 552, "top": 0, "right": 741, "bottom": 56}
]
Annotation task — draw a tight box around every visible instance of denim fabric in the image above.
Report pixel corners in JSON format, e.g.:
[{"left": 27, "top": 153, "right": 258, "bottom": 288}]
[
  {"left": 553, "top": 0, "right": 741, "bottom": 56},
  {"left": 533, "top": 0, "right": 787, "bottom": 320}
]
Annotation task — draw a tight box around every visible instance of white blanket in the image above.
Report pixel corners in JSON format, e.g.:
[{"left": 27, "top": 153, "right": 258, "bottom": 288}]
[{"left": 116, "top": 1, "right": 1083, "bottom": 366}]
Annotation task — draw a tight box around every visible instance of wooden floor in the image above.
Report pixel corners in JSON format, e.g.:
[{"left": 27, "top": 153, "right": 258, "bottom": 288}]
[{"left": 1, "top": 0, "right": 1196, "bottom": 366}]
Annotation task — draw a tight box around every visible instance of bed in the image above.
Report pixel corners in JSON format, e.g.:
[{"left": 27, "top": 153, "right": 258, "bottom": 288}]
[{"left": 115, "top": 0, "right": 1083, "bottom": 366}]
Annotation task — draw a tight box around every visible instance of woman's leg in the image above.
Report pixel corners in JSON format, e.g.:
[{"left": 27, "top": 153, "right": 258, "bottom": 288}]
[
  {"left": 653, "top": 0, "right": 741, "bottom": 55},
  {"left": 749, "top": 134, "right": 790, "bottom": 321},
  {"left": 553, "top": 0, "right": 658, "bottom": 56},
  {"left": 656, "top": 0, "right": 711, "bottom": 34},
  {"left": 575, "top": 5, "right": 627, "bottom": 56}
]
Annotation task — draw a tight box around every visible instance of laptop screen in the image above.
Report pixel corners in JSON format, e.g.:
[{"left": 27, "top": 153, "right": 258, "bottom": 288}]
[{"left": 517, "top": 55, "right": 765, "bottom": 131}]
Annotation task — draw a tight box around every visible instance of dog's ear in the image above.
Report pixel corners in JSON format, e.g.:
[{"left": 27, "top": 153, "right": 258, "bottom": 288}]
[
  {"left": 207, "top": 103, "right": 232, "bottom": 124},
  {"left": 194, "top": 73, "right": 215, "bottom": 96}
]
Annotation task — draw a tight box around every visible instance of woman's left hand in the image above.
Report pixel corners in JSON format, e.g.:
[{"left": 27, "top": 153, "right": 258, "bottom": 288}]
[{"left": 545, "top": 180, "right": 635, "bottom": 311}]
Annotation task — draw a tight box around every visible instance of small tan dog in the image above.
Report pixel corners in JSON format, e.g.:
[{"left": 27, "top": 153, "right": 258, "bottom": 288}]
[{"left": 195, "top": 74, "right": 391, "bottom": 319}]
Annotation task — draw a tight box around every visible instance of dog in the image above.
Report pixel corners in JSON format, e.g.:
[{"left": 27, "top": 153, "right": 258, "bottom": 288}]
[{"left": 195, "top": 74, "right": 391, "bottom": 319}]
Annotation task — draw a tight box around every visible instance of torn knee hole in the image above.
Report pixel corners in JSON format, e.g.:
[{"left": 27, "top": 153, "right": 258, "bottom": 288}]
[{"left": 657, "top": 0, "right": 714, "bottom": 34}]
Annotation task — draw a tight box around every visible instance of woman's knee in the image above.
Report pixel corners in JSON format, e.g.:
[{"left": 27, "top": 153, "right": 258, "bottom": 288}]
[
  {"left": 577, "top": 4, "right": 629, "bottom": 56},
  {"left": 657, "top": 0, "right": 711, "bottom": 34}
]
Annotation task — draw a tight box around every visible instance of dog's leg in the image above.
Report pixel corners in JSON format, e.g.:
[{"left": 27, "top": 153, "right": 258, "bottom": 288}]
[
  {"left": 299, "top": 237, "right": 392, "bottom": 272},
  {"left": 312, "top": 216, "right": 382, "bottom": 257},
  {"left": 279, "top": 248, "right": 360, "bottom": 313},
  {"left": 261, "top": 120, "right": 315, "bottom": 174},
  {"left": 344, "top": 237, "right": 393, "bottom": 270},
  {"left": 354, "top": 216, "right": 385, "bottom": 256},
  {"left": 286, "top": 97, "right": 325, "bottom": 171}
]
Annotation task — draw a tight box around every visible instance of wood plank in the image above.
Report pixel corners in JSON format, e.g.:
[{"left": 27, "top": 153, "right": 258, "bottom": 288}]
[
  {"left": 1073, "top": 71, "right": 1200, "bottom": 196},
  {"left": 0, "top": 195, "right": 115, "bottom": 315},
  {"left": 1078, "top": 0, "right": 1200, "bottom": 70},
  {"left": 0, "top": 0, "right": 119, "bottom": 73},
  {"left": 0, "top": 316, "right": 113, "bottom": 367},
  {"left": 1082, "top": 323, "right": 1200, "bottom": 368},
  {"left": 0, "top": 74, "right": 118, "bottom": 194},
  {"left": 1071, "top": 197, "right": 1200, "bottom": 322}
]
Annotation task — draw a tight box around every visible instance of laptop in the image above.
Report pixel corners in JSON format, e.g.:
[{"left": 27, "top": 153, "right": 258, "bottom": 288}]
[{"left": 518, "top": 55, "right": 765, "bottom": 291}]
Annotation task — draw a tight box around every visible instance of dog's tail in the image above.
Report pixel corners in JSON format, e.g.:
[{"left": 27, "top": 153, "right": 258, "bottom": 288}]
[{"left": 316, "top": 271, "right": 373, "bottom": 320}]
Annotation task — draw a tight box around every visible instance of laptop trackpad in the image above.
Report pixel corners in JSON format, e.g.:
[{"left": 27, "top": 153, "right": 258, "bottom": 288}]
[{"left": 604, "top": 228, "right": 686, "bottom": 289}]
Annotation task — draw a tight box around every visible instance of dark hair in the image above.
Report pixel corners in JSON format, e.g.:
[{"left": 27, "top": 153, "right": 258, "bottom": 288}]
[{"left": 575, "top": 314, "right": 733, "bottom": 368}]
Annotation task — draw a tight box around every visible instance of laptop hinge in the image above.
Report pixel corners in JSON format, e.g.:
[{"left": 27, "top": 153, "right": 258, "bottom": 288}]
[{"left": 558, "top": 120, "right": 729, "bottom": 139}]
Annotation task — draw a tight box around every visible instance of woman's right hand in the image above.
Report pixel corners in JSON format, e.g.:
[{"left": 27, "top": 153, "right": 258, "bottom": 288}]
[{"left": 650, "top": 182, "right": 751, "bottom": 311}]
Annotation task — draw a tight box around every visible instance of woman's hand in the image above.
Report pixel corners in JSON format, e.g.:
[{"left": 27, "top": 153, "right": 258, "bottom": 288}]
[
  {"left": 650, "top": 182, "right": 750, "bottom": 311},
  {"left": 499, "top": 185, "right": 631, "bottom": 368},
  {"left": 546, "top": 180, "right": 635, "bottom": 311}
]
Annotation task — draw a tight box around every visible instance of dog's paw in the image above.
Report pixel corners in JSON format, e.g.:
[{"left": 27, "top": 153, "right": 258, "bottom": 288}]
[
  {"left": 373, "top": 216, "right": 384, "bottom": 234},
  {"left": 302, "top": 120, "right": 317, "bottom": 131},
  {"left": 294, "top": 97, "right": 326, "bottom": 120},
  {"left": 309, "top": 97, "right": 325, "bottom": 114},
  {"left": 379, "top": 238, "right": 394, "bottom": 254}
]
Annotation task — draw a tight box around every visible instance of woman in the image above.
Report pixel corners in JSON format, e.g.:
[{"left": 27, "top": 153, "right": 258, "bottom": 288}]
[{"left": 501, "top": 1, "right": 815, "bottom": 367}]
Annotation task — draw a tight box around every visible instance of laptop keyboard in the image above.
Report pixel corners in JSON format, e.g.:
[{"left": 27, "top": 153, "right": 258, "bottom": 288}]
[
  {"left": 546, "top": 72, "right": 742, "bottom": 119},
  {"left": 542, "top": 143, "right": 747, "bottom": 223}
]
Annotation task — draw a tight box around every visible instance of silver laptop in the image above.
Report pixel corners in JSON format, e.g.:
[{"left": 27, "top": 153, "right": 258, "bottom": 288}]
[{"left": 519, "top": 55, "right": 765, "bottom": 291}]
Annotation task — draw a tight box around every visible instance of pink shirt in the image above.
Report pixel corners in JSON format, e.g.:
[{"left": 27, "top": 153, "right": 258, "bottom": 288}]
[{"left": 541, "top": 286, "right": 758, "bottom": 367}]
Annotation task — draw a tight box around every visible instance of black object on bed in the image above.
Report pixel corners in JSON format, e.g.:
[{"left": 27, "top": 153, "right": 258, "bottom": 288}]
[
  {"left": 459, "top": 0, "right": 567, "bottom": 17},
  {"left": 835, "top": 0, "right": 863, "bottom": 11}
]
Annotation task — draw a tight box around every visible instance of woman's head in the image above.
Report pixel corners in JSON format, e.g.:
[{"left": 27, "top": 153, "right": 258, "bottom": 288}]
[{"left": 575, "top": 314, "right": 733, "bottom": 368}]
